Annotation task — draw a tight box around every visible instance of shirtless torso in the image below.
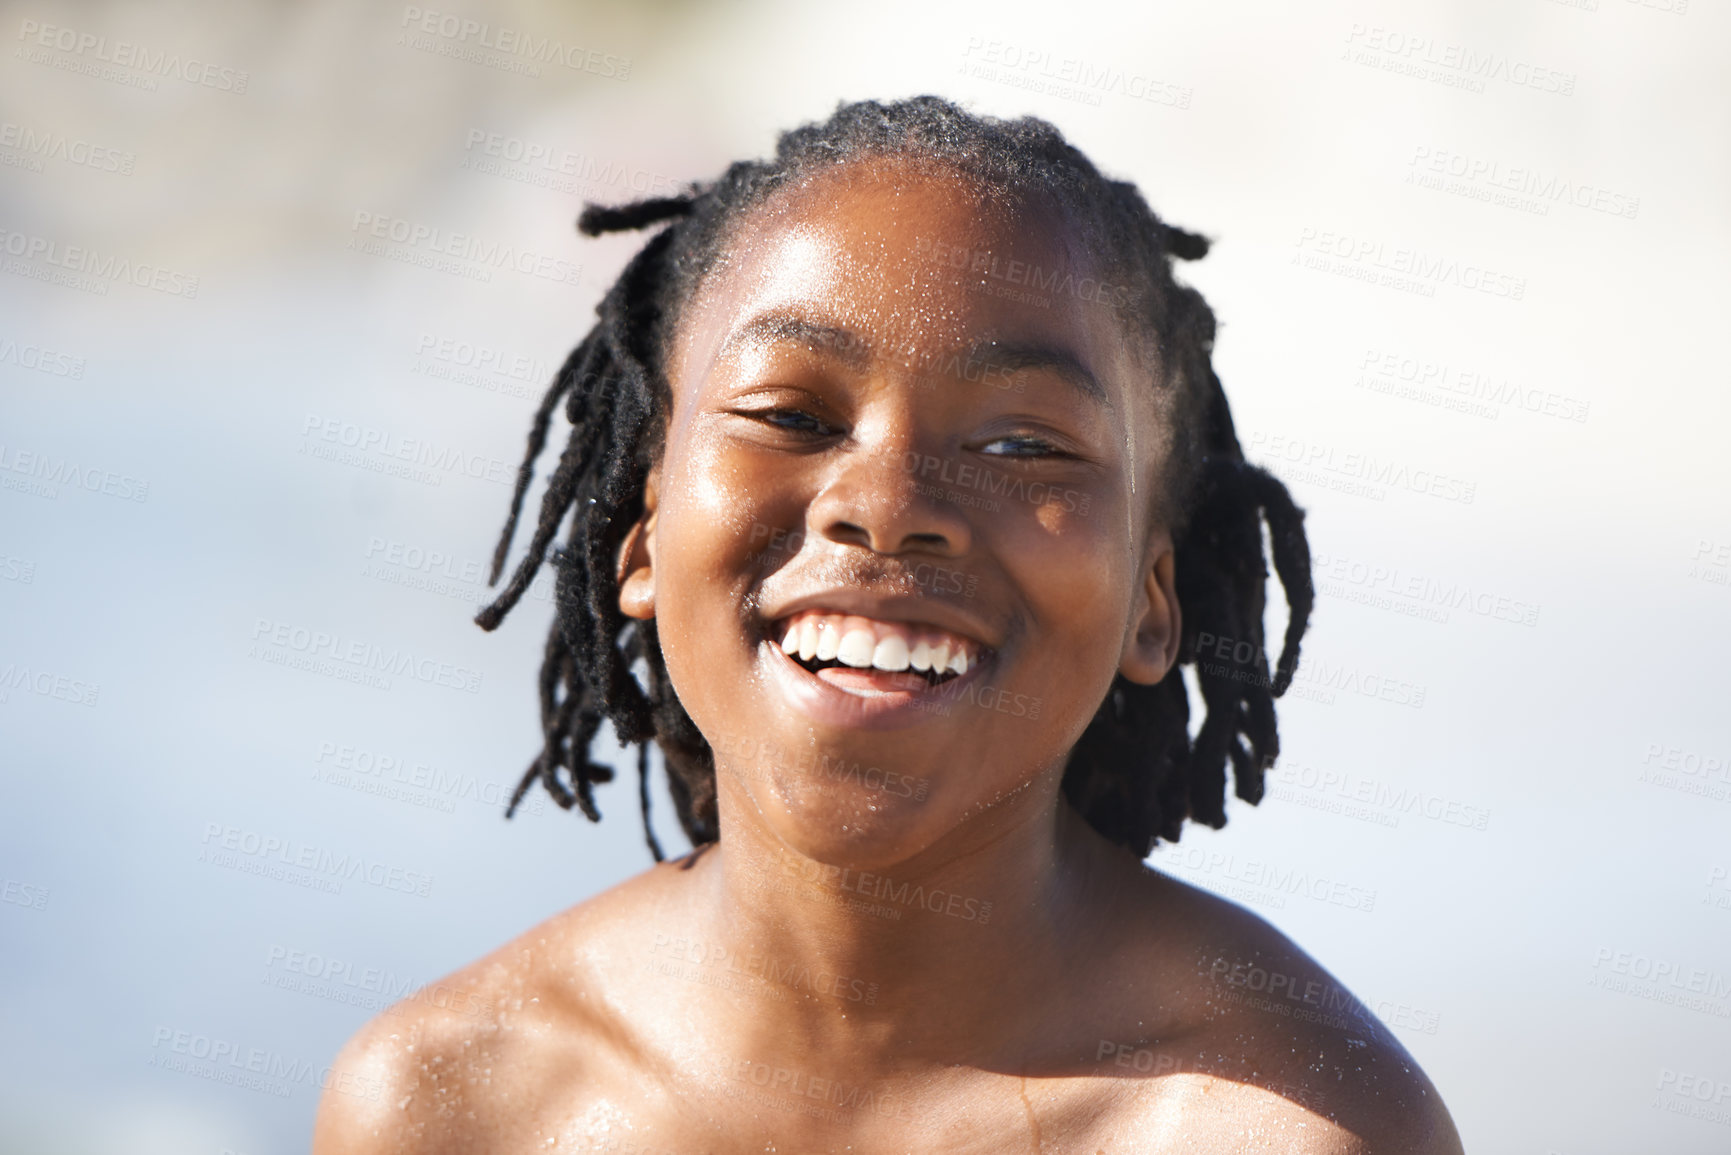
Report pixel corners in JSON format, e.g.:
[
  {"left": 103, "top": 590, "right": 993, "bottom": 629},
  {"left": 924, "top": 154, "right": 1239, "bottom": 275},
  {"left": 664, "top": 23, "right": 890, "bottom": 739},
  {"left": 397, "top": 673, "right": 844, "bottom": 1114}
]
[{"left": 313, "top": 840, "right": 1463, "bottom": 1155}]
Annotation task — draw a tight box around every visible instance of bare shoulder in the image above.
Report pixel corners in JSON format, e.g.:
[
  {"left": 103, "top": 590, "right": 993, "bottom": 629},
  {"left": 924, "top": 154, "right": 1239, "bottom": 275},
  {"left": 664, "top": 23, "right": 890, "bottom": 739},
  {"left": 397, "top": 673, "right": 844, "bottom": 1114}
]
[
  {"left": 1100, "top": 866, "right": 1464, "bottom": 1154},
  {"left": 311, "top": 858, "right": 698, "bottom": 1155}
]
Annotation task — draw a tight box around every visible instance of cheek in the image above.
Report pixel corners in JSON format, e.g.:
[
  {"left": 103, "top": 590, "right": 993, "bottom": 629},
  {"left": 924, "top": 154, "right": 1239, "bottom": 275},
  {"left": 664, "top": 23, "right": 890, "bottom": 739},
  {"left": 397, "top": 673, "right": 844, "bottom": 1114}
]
[
  {"left": 662, "top": 438, "right": 769, "bottom": 571},
  {"left": 649, "top": 459, "right": 764, "bottom": 734},
  {"left": 651, "top": 435, "right": 803, "bottom": 661},
  {"left": 995, "top": 498, "right": 1138, "bottom": 665}
]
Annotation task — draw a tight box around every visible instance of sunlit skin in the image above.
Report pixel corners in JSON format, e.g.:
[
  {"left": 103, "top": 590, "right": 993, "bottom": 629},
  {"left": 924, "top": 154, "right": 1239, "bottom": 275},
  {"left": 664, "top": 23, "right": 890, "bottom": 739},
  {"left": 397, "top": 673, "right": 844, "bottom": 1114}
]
[{"left": 314, "top": 157, "right": 1464, "bottom": 1154}]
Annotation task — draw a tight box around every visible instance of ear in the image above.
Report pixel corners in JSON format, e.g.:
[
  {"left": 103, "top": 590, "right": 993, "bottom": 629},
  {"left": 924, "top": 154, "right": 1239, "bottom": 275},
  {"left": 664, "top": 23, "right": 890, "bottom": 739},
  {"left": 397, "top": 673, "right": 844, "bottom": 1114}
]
[
  {"left": 1119, "top": 528, "right": 1181, "bottom": 685},
  {"left": 616, "top": 467, "right": 659, "bottom": 621}
]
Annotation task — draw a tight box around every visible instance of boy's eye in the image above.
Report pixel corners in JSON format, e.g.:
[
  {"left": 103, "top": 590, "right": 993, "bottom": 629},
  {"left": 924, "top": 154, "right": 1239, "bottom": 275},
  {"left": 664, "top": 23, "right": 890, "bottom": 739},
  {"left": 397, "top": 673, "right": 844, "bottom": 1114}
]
[
  {"left": 979, "top": 433, "right": 1063, "bottom": 458},
  {"left": 753, "top": 407, "right": 837, "bottom": 437}
]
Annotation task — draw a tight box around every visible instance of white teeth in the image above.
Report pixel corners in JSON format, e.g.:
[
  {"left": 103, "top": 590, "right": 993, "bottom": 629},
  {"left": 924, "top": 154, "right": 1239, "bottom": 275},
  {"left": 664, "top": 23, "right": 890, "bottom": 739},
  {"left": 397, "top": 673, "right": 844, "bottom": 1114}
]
[
  {"left": 837, "top": 628, "right": 876, "bottom": 668},
  {"left": 779, "top": 612, "right": 981, "bottom": 679},
  {"left": 871, "top": 635, "right": 910, "bottom": 672}
]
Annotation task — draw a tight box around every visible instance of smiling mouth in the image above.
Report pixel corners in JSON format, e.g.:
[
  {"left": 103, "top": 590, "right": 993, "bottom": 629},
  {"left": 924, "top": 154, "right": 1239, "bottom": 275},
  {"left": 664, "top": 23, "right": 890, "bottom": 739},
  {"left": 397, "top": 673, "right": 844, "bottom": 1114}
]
[{"left": 773, "top": 609, "right": 986, "bottom": 690}]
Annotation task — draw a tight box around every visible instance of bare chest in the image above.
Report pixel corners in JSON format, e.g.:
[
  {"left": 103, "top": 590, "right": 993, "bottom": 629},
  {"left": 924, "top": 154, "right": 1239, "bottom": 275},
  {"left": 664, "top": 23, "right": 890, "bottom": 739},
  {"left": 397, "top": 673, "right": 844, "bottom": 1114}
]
[{"left": 448, "top": 1057, "right": 1332, "bottom": 1155}]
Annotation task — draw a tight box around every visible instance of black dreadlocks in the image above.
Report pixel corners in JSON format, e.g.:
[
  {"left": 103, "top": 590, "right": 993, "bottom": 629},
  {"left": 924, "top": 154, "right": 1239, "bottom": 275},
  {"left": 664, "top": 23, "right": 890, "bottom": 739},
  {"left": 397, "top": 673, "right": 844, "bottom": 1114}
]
[{"left": 475, "top": 96, "right": 1314, "bottom": 861}]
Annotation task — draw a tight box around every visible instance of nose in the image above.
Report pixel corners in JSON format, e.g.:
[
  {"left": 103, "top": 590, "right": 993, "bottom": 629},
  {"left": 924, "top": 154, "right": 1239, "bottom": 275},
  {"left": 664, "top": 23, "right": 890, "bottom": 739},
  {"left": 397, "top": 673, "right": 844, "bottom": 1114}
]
[{"left": 807, "top": 428, "right": 973, "bottom": 559}]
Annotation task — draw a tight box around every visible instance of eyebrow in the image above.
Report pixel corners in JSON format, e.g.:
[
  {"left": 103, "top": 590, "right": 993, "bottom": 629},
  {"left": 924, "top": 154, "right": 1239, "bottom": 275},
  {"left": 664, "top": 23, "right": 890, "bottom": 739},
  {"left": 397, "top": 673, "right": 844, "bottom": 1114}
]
[
  {"left": 719, "top": 313, "right": 872, "bottom": 368},
  {"left": 957, "top": 339, "right": 1107, "bottom": 407},
  {"left": 719, "top": 313, "right": 1108, "bottom": 408}
]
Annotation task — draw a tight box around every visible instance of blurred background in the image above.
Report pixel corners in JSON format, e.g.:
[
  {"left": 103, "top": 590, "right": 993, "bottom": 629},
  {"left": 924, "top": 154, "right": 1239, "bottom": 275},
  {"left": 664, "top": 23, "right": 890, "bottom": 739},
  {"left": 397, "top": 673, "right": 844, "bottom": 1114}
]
[{"left": 1, "top": 0, "right": 1727, "bottom": 1151}]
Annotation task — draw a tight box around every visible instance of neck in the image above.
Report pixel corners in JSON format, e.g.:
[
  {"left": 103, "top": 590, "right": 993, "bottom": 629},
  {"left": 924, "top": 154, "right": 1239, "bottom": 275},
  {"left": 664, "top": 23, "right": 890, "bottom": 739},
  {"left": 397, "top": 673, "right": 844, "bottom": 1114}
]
[{"left": 686, "top": 775, "right": 1118, "bottom": 1075}]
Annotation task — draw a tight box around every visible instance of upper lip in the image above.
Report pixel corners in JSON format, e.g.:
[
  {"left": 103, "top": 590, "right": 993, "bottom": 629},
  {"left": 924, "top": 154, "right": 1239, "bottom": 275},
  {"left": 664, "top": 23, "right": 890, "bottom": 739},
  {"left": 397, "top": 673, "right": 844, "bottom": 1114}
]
[{"left": 759, "top": 589, "right": 1001, "bottom": 652}]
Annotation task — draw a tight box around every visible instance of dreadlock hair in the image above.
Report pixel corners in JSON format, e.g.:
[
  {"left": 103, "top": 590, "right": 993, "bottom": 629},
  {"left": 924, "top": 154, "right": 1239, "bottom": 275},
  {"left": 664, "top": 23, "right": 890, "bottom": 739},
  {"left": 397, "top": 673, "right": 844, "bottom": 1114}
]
[{"left": 475, "top": 95, "right": 1314, "bottom": 861}]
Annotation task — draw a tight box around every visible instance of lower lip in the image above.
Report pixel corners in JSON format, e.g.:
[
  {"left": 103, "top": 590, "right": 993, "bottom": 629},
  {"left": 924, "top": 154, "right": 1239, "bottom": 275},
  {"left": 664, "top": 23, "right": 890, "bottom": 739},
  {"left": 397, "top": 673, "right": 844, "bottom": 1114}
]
[{"left": 762, "top": 640, "right": 991, "bottom": 731}]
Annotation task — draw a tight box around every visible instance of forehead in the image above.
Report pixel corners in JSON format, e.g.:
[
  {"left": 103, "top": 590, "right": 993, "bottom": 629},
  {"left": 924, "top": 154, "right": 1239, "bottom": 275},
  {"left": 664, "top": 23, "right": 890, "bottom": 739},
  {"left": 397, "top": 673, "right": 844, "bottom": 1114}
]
[{"left": 670, "top": 156, "right": 1145, "bottom": 386}]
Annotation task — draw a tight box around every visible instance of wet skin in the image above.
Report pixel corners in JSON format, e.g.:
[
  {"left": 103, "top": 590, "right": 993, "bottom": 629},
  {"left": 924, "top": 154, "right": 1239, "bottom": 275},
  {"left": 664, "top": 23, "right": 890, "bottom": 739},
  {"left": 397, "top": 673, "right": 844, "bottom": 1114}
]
[{"left": 313, "top": 157, "right": 1465, "bottom": 1154}]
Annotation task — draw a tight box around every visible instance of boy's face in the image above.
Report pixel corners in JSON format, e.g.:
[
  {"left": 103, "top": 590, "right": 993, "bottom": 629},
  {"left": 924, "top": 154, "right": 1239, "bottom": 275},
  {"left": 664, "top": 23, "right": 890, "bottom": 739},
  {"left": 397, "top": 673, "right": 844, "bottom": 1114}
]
[{"left": 623, "top": 156, "right": 1181, "bottom": 867}]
